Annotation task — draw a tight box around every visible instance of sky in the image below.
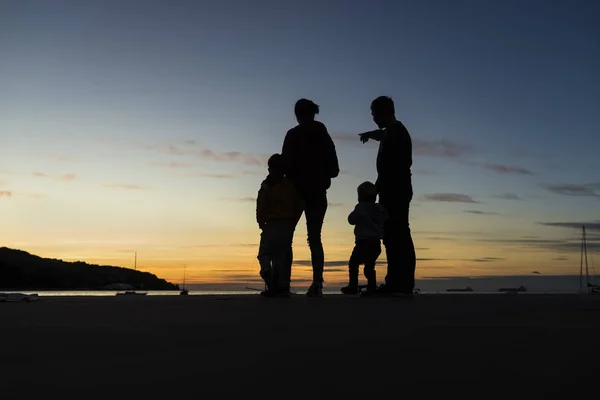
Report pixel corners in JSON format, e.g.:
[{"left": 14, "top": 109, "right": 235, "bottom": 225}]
[{"left": 1, "top": 0, "right": 600, "bottom": 288}]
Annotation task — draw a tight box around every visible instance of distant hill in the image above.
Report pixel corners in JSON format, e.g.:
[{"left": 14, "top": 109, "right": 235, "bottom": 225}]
[{"left": 0, "top": 247, "right": 178, "bottom": 291}]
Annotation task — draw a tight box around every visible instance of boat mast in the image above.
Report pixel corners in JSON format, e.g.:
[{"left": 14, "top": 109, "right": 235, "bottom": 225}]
[
  {"left": 584, "top": 226, "right": 590, "bottom": 292},
  {"left": 183, "top": 264, "right": 187, "bottom": 289},
  {"left": 134, "top": 251, "right": 137, "bottom": 271},
  {"left": 580, "top": 226, "right": 584, "bottom": 292}
]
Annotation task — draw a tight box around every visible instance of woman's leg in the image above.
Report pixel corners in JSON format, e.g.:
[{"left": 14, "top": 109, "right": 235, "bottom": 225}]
[{"left": 304, "top": 191, "right": 328, "bottom": 296}]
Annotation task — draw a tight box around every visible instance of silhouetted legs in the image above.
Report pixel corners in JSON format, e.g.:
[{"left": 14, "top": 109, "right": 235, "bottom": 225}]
[
  {"left": 303, "top": 191, "right": 328, "bottom": 283},
  {"left": 342, "top": 240, "right": 381, "bottom": 294},
  {"left": 379, "top": 193, "right": 416, "bottom": 294},
  {"left": 289, "top": 191, "right": 328, "bottom": 297},
  {"left": 257, "top": 221, "right": 295, "bottom": 294}
]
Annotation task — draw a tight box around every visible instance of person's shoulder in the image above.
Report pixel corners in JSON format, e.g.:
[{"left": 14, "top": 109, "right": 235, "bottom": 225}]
[
  {"left": 284, "top": 125, "right": 301, "bottom": 140},
  {"left": 313, "top": 120, "right": 327, "bottom": 129},
  {"left": 394, "top": 120, "right": 411, "bottom": 137},
  {"left": 259, "top": 177, "right": 271, "bottom": 190},
  {"left": 313, "top": 120, "right": 330, "bottom": 135},
  {"left": 386, "top": 121, "right": 411, "bottom": 142}
]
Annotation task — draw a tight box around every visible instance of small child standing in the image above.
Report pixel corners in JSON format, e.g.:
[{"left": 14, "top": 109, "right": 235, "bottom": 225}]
[
  {"left": 256, "top": 153, "right": 303, "bottom": 297},
  {"left": 341, "top": 181, "right": 388, "bottom": 295}
]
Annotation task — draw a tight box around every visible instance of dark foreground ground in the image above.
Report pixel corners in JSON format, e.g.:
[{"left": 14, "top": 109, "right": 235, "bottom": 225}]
[{"left": 1, "top": 293, "right": 599, "bottom": 398}]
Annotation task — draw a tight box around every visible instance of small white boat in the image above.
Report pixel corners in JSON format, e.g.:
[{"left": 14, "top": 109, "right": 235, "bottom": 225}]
[
  {"left": 499, "top": 285, "right": 527, "bottom": 293},
  {"left": 446, "top": 286, "right": 473, "bottom": 292},
  {"left": 116, "top": 291, "right": 147, "bottom": 296}
]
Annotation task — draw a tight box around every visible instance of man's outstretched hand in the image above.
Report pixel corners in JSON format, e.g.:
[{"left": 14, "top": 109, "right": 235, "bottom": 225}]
[
  {"left": 359, "top": 132, "right": 371, "bottom": 143},
  {"left": 359, "top": 129, "right": 386, "bottom": 143}
]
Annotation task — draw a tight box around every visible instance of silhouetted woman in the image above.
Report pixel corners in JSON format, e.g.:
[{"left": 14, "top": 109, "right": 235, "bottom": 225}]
[{"left": 281, "top": 99, "right": 340, "bottom": 297}]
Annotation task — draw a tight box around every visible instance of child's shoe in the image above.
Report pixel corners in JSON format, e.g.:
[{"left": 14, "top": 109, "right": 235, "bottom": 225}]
[{"left": 360, "top": 282, "right": 378, "bottom": 297}]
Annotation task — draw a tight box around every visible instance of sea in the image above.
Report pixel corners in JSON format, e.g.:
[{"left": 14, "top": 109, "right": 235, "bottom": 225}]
[{"left": 1, "top": 275, "right": 596, "bottom": 296}]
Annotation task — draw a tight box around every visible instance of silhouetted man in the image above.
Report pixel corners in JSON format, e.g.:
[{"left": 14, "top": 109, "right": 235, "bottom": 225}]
[
  {"left": 282, "top": 98, "right": 340, "bottom": 297},
  {"left": 358, "top": 96, "right": 416, "bottom": 296}
]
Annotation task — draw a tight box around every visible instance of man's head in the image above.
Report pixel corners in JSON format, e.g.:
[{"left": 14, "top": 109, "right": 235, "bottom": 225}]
[
  {"left": 370, "top": 96, "right": 395, "bottom": 129},
  {"left": 267, "top": 153, "right": 285, "bottom": 174},
  {"left": 357, "top": 181, "right": 377, "bottom": 203},
  {"left": 294, "top": 98, "right": 319, "bottom": 124}
]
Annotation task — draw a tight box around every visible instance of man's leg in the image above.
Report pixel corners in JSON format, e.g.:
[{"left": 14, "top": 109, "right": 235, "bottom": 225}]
[
  {"left": 381, "top": 195, "right": 416, "bottom": 294},
  {"left": 400, "top": 201, "right": 417, "bottom": 293},
  {"left": 304, "top": 191, "right": 328, "bottom": 296}
]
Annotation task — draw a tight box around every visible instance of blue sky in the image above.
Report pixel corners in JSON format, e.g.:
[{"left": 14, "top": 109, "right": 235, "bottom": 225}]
[{"left": 1, "top": 0, "right": 599, "bottom": 284}]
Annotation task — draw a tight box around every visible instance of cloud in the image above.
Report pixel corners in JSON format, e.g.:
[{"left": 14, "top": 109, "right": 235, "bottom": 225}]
[
  {"left": 150, "top": 162, "right": 193, "bottom": 169},
  {"left": 477, "top": 236, "right": 600, "bottom": 253},
  {"left": 413, "top": 169, "right": 440, "bottom": 176},
  {"left": 0, "top": 190, "right": 12, "bottom": 198},
  {"left": 186, "top": 172, "right": 238, "bottom": 179},
  {"left": 468, "top": 257, "right": 506, "bottom": 263},
  {"left": 538, "top": 221, "right": 600, "bottom": 232},
  {"left": 175, "top": 170, "right": 261, "bottom": 179},
  {"left": 137, "top": 141, "right": 265, "bottom": 167},
  {"left": 328, "top": 202, "right": 345, "bottom": 207},
  {"left": 293, "top": 260, "right": 349, "bottom": 268},
  {"left": 0, "top": 168, "right": 19, "bottom": 176},
  {"left": 421, "top": 193, "right": 480, "bottom": 203},
  {"left": 103, "top": 183, "right": 151, "bottom": 190},
  {"left": 552, "top": 256, "right": 569, "bottom": 261},
  {"left": 330, "top": 134, "right": 476, "bottom": 159},
  {"left": 495, "top": 193, "right": 523, "bottom": 200},
  {"left": 481, "top": 164, "right": 533, "bottom": 175},
  {"left": 412, "top": 138, "right": 476, "bottom": 158},
  {"left": 463, "top": 210, "right": 500, "bottom": 215},
  {"left": 32, "top": 171, "right": 76, "bottom": 181},
  {"left": 52, "top": 156, "right": 76, "bottom": 162},
  {"left": 20, "top": 192, "right": 48, "bottom": 199},
  {"left": 541, "top": 183, "right": 600, "bottom": 197},
  {"left": 195, "top": 149, "right": 264, "bottom": 166},
  {"left": 180, "top": 243, "right": 258, "bottom": 249},
  {"left": 477, "top": 238, "right": 566, "bottom": 245}
]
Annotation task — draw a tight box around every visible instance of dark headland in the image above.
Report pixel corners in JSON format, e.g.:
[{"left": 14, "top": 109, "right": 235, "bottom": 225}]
[
  {"left": 0, "top": 247, "right": 178, "bottom": 290},
  {"left": 1, "top": 293, "right": 599, "bottom": 397}
]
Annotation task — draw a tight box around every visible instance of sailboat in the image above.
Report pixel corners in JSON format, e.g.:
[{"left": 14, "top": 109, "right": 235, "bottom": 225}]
[
  {"left": 180, "top": 265, "right": 189, "bottom": 296},
  {"left": 579, "top": 225, "right": 600, "bottom": 294},
  {"left": 116, "top": 251, "right": 147, "bottom": 296}
]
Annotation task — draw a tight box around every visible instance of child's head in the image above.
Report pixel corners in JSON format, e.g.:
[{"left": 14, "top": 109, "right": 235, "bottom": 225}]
[
  {"left": 267, "top": 153, "right": 285, "bottom": 174},
  {"left": 357, "top": 181, "right": 377, "bottom": 203}
]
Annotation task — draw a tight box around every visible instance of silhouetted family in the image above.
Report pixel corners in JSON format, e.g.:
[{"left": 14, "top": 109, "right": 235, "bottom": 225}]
[{"left": 256, "top": 96, "right": 416, "bottom": 297}]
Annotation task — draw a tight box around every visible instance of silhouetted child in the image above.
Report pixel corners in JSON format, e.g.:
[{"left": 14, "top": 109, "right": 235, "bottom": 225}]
[
  {"left": 256, "top": 153, "right": 303, "bottom": 297},
  {"left": 341, "top": 181, "right": 388, "bottom": 295}
]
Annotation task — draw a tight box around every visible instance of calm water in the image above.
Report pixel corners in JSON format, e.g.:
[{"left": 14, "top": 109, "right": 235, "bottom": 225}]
[{"left": 1, "top": 275, "right": 594, "bottom": 296}]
